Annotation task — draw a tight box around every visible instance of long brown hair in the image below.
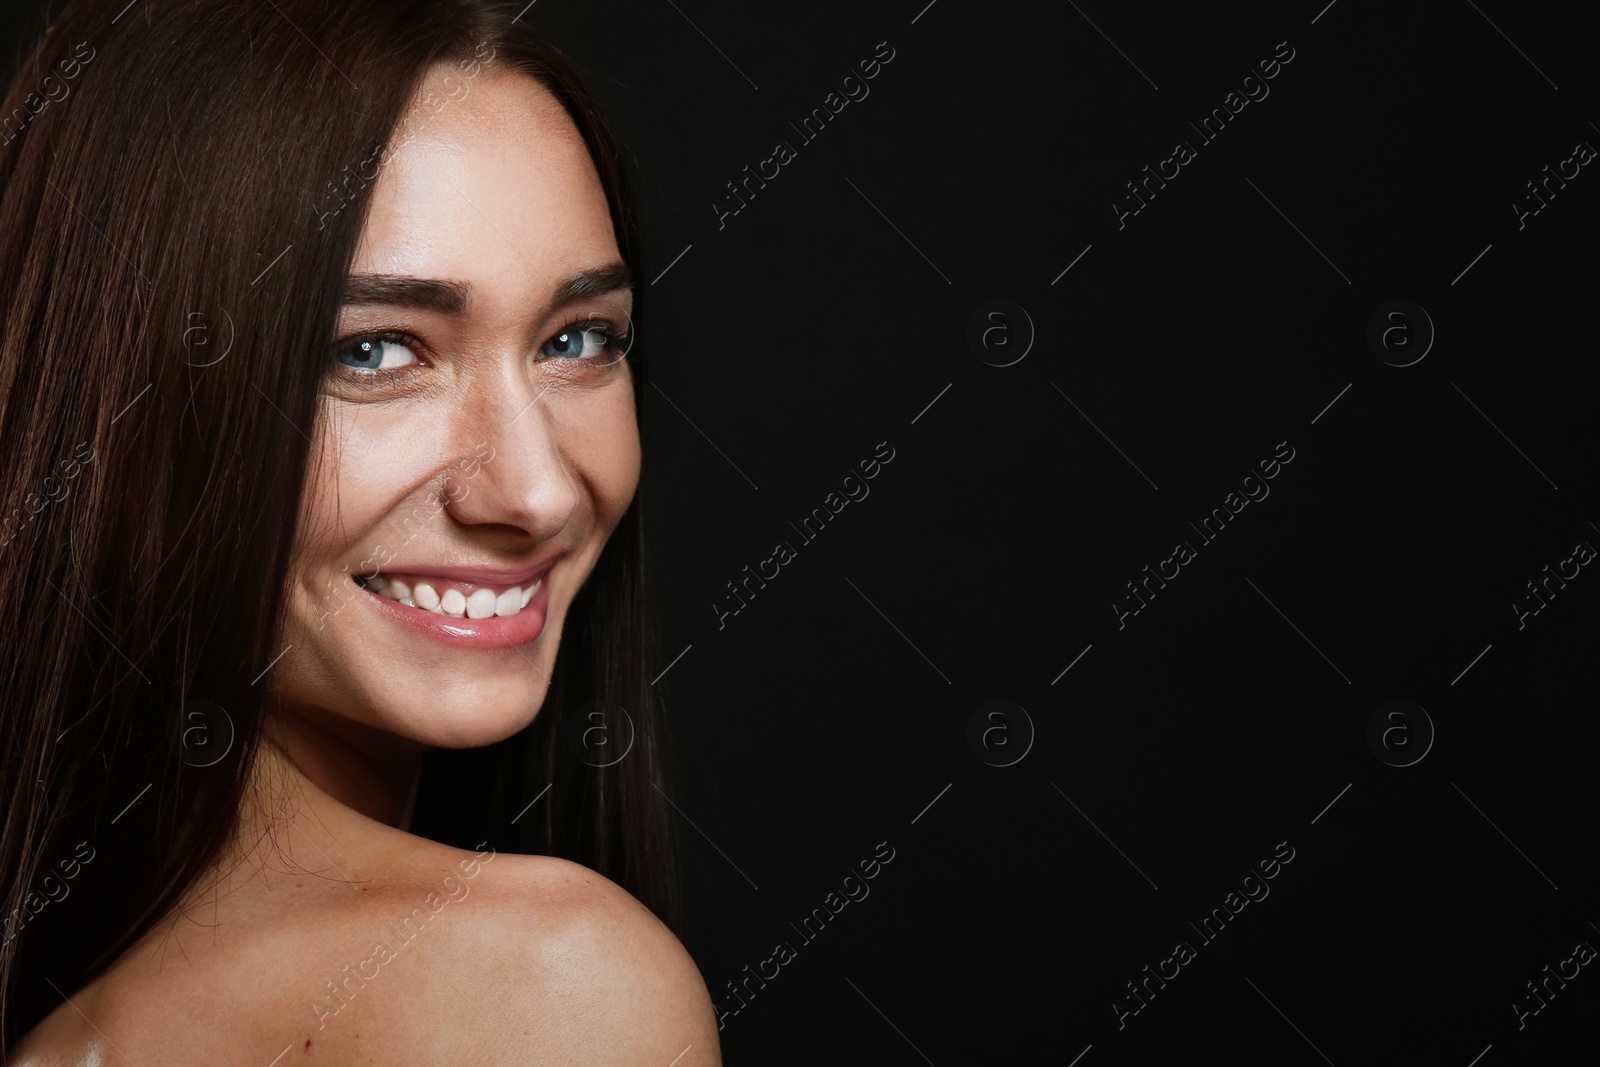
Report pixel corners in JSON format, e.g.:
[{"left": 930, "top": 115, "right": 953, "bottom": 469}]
[{"left": 0, "top": 0, "right": 678, "bottom": 1051}]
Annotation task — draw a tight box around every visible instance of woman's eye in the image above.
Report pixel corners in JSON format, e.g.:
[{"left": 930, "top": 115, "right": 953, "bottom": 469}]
[
  {"left": 540, "top": 326, "right": 612, "bottom": 360},
  {"left": 336, "top": 335, "right": 418, "bottom": 371}
]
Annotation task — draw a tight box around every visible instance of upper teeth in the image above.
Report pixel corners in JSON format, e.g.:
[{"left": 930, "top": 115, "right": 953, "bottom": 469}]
[{"left": 363, "top": 575, "right": 541, "bottom": 618}]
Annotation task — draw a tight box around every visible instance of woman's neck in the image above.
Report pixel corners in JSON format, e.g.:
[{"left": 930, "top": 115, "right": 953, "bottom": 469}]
[
  {"left": 263, "top": 702, "right": 426, "bottom": 829},
  {"left": 154, "top": 711, "right": 428, "bottom": 954}
]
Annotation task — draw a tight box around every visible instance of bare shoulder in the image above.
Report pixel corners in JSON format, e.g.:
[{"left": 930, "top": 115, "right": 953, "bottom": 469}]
[
  {"left": 458, "top": 850, "right": 723, "bottom": 1064},
  {"left": 12, "top": 845, "right": 720, "bottom": 1065},
  {"left": 9, "top": 993, "right": 101, "bottom": 1066}
]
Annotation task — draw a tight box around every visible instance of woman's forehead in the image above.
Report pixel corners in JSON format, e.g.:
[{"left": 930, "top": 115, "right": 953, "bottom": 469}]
[{"left": 351, "top": 68, "right": 619, "bottom": 313}]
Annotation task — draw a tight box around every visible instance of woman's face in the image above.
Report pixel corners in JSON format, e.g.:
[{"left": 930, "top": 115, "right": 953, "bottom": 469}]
[{"left": 274, "top": 65, "right": 638, "bottom": 749}]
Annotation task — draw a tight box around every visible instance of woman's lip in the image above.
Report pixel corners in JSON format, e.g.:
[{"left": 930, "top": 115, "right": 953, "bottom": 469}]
[
  {"left": 365, "top": 556, "right": 562, "bottom": 589},
  {"left": 354, "top": 571, "right": 552, "bottom": 649}
]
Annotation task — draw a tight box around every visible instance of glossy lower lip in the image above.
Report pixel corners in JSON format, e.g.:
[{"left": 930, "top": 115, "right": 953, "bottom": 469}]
[{"left": 355, "top": 573, "right": 552, "bottom": 650}]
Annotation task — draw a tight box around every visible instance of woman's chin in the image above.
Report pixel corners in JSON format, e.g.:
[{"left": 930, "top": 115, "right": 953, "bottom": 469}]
[
  {"left": 273, "top": 673, "right": 552, "bottom": 751},
  {"left": 378, "top": 682, "right": 549, "bottom": 749}
]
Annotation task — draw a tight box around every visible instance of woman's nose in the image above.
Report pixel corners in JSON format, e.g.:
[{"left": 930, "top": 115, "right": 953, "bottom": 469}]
[{"left": 440, "top": 376, "right": 579, "bottom": 544}]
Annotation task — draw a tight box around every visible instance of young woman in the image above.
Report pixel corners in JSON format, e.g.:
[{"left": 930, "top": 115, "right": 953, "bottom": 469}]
[{"left": 0, "top": 0, "right": 720, "bottom": 1061}]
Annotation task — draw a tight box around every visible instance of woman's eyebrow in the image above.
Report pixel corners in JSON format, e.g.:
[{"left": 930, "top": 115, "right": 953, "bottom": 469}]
[
  {"left": 342, "top": 275, "right": 470, "bottom": 312},
  {"left": 550, "top": 262, "right": 633, "bottom": 304},
  {"left": 341, "top": 264, "right": 634, "bottom": 313}
]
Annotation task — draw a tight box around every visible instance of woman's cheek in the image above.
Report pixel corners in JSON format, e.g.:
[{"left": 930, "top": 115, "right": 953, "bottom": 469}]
[
  {"left": 582, "top": 387, "right": 641, "bottom": 519},
  {"left": 296, "top": 405, "right": 349, "bottom": 538}
]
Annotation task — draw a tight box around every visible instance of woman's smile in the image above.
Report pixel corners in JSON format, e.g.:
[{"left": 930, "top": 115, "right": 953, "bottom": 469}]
[{"left": 350, "top": 555, "right": 561, "bottom": 649}]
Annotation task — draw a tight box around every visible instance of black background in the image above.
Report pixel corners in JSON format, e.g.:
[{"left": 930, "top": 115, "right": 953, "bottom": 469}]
[{"left": 9, "top": 1, "right": 1600, "bottom": 1064}]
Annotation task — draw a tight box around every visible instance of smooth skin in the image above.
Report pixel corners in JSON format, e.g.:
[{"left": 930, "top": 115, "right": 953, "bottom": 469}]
[{"left": 15, "top": 64, "right": 721, "bottom": 1065}]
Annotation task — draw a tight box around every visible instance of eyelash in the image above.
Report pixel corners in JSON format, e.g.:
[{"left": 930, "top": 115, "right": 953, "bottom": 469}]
[
  {"left": 548, "top": 316, "right": 634, "bottom": 363},
  {"left": 330, "top": 328, "right": 422, "bottom": 375},
  {"left": 329, "top": 315, "right": 634, "bottom": 377}
]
